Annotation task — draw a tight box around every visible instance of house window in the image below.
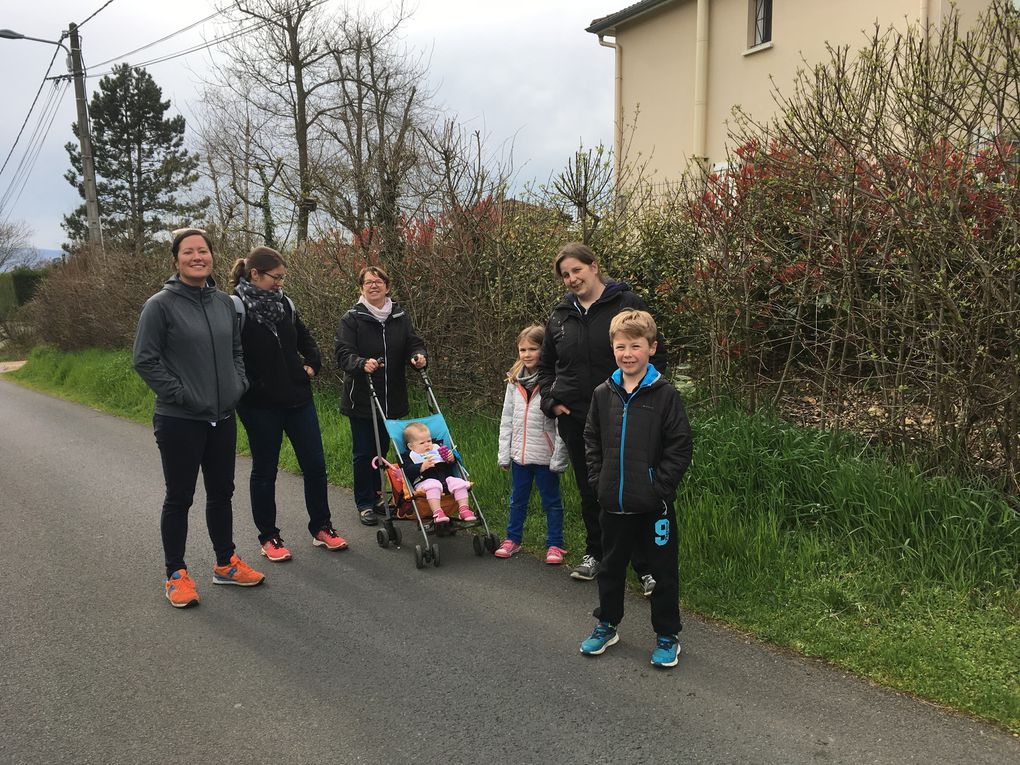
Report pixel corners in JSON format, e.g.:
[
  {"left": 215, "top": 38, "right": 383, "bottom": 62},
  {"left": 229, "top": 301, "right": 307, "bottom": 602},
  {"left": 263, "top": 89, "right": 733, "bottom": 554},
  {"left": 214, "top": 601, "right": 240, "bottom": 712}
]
[{"left": 752, "top": 0, "right": 773, "bottom": 47}]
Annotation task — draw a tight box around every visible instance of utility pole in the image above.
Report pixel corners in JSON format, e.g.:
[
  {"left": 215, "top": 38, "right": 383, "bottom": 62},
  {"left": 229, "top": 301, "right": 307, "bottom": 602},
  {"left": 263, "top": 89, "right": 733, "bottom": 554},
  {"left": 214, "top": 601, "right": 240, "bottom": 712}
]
[{"left": 67, "top": 22, "right": 103, "bottom": 250}]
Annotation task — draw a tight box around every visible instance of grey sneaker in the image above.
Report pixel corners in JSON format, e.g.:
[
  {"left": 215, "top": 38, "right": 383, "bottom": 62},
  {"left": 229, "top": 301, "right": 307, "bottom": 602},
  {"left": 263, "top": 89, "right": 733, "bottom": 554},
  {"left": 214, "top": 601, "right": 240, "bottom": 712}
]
[
  {"left": 570, "top": 554, "right": 600, "bottom": 581},
  {"left": 641, "top": 574, "right": 656, "bottom": 598}
]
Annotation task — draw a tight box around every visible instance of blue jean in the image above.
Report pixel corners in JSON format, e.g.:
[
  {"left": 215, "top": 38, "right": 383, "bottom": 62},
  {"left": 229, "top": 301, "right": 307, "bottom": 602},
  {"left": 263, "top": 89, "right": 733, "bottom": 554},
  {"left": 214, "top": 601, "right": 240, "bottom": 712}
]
[
  {"left": 506, "top": 462, "right": 565, "bottom": 547},
  {"left": 348, "top": 413, "right": 387, "bottom": 511},
  {"left": 238, "top": 400, "right": 331, "bottom": 543}
]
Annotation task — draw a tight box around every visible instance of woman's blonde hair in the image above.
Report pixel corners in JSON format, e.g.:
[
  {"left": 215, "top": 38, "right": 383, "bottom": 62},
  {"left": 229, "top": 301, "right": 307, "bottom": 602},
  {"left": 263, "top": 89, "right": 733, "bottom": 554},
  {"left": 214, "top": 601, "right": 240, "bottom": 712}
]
[{"left": 507, "top": 324, "right": 545, "bottom": 382}]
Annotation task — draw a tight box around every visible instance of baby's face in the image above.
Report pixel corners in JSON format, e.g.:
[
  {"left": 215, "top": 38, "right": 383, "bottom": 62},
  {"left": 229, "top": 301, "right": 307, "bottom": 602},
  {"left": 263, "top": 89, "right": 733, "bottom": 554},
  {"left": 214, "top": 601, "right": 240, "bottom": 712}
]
[{"left": 408, "top": 433, "right": 434, "bottom": 454}]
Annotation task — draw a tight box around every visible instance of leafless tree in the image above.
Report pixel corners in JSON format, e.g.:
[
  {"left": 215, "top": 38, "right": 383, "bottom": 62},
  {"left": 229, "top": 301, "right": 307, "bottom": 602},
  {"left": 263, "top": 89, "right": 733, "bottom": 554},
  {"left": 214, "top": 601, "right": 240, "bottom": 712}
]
[
  {"left": 314, "top": 6, "right": 428, "bottom": 259},
  {"left": 0, "top": 220, "right": 37, "bottom": 271},
  {"left": 217, "top": 0, "right": 343, "bottom": 244}
]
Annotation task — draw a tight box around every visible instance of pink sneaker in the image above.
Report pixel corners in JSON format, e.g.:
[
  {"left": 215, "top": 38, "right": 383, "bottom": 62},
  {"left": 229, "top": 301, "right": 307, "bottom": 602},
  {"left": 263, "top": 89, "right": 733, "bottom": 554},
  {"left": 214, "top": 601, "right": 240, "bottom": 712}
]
[
  {"left": 260, "top": 537, "right": 292, "bottom": 562},
  {"left": 312, "top": 526, "right": 348, "bottom": 551},
  {"left": 494, "top": 539, "right": 521, "bottom": 558},
  {"left": 545, "top": 546, "right": 567, "bottom": 565},
  {"left": 433, "top": 508, "right": 450, "bottom": 524},
  {"left": 458, "top": 506, "right": 477, "bottom": 522}
]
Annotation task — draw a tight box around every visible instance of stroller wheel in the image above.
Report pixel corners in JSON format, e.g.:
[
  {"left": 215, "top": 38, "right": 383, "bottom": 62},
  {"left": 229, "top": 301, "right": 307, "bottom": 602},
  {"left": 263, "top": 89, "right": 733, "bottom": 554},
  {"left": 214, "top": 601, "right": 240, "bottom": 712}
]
[
  {"left": 376, "top": 529, "right": 389, "bottom": 548},
  {"left": 484, "top": 533, "right": 499, "bottom": 553},
  {"left": 472, "top": 534, "right": 484, "bottom": 556},
  {"left": 414, "top": 545, "right": 425, "bottom": 569},
  {"left": 432, "top": 542, "right": 441, "bottom": 567},
  {"left": 390, "top": 525, "right": 402, "bottom": 546}
]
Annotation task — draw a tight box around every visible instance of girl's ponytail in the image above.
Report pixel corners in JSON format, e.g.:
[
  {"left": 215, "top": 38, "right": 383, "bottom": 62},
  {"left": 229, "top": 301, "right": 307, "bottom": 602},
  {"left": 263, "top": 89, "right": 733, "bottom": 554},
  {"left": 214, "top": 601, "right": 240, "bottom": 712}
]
[{"left": 507, "top": 324, "right": 545, "bottom": 383}]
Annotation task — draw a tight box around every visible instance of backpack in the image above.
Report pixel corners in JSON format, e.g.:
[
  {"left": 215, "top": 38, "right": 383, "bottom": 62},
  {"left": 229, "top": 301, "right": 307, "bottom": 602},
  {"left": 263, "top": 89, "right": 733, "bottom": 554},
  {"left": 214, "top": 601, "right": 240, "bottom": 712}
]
[{"left": 231, "top": 293, "right": 296, "bottom": 332}]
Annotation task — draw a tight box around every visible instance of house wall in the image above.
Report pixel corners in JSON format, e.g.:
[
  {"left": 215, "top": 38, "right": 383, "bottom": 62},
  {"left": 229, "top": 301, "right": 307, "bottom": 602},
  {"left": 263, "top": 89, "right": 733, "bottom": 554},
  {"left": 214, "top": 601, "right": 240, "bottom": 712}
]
[{"left": 608, "top": 0, "right": 994, "bottom": 180}]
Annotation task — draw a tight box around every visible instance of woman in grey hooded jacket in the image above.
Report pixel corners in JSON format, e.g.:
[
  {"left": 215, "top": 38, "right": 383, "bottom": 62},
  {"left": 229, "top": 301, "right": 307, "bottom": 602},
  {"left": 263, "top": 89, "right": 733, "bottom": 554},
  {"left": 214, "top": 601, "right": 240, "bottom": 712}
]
[{"left": 133, "top": 228, "right": 265, "bottom": 608}]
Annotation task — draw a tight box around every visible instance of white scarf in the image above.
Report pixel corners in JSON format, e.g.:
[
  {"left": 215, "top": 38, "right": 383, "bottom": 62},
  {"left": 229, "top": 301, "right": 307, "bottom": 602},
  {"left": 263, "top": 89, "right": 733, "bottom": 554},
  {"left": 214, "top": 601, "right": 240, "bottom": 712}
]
[{"left": 358, "top": 295, "right": 393, "bottom": 323}]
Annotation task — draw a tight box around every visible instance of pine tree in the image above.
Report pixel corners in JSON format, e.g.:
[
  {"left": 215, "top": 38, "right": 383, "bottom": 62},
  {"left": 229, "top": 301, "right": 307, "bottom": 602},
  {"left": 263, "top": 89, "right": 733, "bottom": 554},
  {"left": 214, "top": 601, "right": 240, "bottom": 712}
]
[{"left": 63, "top": 65, "right": 208, "bottom": 255}]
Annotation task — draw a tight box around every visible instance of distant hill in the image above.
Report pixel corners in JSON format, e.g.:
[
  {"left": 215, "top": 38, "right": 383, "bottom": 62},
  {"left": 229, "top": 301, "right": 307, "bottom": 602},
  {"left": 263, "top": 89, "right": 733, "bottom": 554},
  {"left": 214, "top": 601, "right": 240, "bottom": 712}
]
[{"left": 1, "top": 248, "right": 62, "bottom": 271}]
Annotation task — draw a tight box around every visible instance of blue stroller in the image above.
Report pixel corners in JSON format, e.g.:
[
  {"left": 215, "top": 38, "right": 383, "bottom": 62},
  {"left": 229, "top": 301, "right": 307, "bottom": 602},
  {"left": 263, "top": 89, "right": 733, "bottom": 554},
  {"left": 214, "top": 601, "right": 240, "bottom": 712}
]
[{"left": 367, "top": 367, "right": 499, "bottom": 568}]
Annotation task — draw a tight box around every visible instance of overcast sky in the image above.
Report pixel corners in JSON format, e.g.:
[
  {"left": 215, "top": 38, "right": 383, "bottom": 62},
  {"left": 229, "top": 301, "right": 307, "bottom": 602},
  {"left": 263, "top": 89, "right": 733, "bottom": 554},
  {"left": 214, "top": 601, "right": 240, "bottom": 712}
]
[{"left": 0, "top": 1, "right": 615, "bottom": 251}]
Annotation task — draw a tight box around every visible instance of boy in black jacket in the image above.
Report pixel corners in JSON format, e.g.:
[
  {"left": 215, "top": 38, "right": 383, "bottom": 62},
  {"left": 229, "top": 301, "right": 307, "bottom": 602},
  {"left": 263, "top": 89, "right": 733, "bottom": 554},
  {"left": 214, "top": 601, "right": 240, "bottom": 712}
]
[{"left": 580, "top": 310, "right": 693, "bottom": 668}]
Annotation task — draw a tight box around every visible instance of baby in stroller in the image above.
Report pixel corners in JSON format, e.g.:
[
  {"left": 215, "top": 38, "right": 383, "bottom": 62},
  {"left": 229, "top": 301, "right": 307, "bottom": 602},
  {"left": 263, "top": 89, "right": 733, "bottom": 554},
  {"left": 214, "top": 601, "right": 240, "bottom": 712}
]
[{"left": 401, "top": 422, "right": 478, "bottom": 524}]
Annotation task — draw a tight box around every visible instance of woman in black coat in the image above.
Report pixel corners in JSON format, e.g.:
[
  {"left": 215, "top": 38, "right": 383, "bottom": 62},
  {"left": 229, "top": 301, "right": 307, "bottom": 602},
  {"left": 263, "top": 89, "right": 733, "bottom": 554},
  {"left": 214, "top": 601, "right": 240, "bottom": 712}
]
[
  {"left": 231, "top": 247, "right": 348, "bottom": 562},
  {"left": 537, "top": 242, "right": 667, "bottom": 585},
  {"left": 334, "top": 265, "right": 427, "bottom": 525}
]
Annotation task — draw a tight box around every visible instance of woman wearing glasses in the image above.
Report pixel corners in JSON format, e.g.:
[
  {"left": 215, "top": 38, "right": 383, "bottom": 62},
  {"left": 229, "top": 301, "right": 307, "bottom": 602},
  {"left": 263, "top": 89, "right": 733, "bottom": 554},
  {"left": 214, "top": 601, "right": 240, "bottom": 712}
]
[
  {"left": 133, "top": 229, "right": 265, "bottom": 608},
  {"left": 334, "top": 265, "right": 427, "bottom": 526},
  {"left": 229, "top": 247, "right": 348, "bottom": 563}
]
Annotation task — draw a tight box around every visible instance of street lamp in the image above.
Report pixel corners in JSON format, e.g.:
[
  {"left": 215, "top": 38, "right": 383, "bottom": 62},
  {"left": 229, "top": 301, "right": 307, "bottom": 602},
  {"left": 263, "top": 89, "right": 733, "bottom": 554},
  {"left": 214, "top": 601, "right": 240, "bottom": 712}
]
[{"left": 1, "top": 24, "right": 103, "bottom": 250}]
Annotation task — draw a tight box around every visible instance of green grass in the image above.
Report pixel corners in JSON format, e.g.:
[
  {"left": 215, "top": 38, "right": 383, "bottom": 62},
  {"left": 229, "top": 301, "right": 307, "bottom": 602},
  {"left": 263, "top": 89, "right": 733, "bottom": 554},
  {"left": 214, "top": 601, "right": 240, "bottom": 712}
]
[{"left": 8, "top": 346, "right": 1020, "bottom": 731}]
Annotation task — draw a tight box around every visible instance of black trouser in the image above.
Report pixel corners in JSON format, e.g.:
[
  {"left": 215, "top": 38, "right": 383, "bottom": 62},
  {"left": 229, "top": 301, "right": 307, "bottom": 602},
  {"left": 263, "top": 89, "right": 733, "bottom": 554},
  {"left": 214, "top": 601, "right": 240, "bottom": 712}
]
[
  {"left": 153, "top": 413, "right": 237, "bottom": 578},
  {"left": 239, "top": 399, "right": 331, "bottom": 544},
  {"left": 594, "top": 506, "right": 682, "bottom": 636},
  {"left": 349, "top": 413, "right": 388, "bottom": 511},
  {"left": 557, "top": 413, "right": 648, "bottom": 574}
]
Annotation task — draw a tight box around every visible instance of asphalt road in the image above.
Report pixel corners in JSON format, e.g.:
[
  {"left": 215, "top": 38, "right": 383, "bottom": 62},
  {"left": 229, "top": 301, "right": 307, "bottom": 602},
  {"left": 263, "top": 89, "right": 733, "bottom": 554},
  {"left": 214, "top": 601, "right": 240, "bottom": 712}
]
[{"left": 1, "top": 379, "right": 1017, "bottom": 765}]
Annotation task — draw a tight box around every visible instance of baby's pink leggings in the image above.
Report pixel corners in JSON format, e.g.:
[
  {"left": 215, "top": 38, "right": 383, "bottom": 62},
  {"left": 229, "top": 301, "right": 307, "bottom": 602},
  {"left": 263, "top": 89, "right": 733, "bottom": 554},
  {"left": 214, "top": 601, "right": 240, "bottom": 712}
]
[{"left": 418, "top": 476, "right": 469, "bottom": 501}]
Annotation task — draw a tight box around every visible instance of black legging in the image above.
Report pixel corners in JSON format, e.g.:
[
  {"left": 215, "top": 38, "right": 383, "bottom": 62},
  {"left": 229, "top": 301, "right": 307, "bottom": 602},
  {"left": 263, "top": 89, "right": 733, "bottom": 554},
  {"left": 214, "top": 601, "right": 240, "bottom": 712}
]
[{"left": 153, "top": 413, "right": 237, "bottom": 577}]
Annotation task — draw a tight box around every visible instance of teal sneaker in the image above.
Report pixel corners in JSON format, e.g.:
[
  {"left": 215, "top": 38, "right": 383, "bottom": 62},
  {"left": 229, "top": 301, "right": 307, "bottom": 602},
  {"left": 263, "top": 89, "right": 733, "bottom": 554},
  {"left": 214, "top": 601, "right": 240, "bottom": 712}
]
[
  {"left": 650, "top": 634, "right": 681, "bottom": 668},
  {"left": 580, "top": 621, "right": 619, "bottom": 655}
]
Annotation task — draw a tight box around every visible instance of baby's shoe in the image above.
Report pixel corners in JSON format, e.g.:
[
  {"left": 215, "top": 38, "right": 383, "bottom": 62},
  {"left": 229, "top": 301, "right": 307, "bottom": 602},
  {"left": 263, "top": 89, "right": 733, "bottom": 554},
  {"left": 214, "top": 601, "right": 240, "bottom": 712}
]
[
  {"left": 433, "top": 508, "right": 450, "bottom": 524},
  {"left": 458, "top": 506, "right": 477, "bottom": 522}
]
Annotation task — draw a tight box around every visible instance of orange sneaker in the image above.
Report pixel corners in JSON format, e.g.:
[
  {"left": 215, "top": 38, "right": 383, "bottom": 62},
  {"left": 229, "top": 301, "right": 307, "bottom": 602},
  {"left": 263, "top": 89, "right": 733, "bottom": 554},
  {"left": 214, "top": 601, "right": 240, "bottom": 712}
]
[
  {"left": 212, "top": 554, "right": 266, "bottom": 587},
  {"left": 165, "top": 569, "right": 199, "bottom": 608}
]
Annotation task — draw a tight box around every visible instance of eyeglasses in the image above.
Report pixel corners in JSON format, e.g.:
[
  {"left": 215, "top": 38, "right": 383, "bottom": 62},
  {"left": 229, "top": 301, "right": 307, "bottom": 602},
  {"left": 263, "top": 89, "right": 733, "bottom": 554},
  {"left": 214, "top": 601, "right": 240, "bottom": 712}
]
[
  {"left": 362, "top": 279, "right": 386, "bottom": 287},
  {"left": 262, "top": 271, "right": 286, "bottom": 283}
]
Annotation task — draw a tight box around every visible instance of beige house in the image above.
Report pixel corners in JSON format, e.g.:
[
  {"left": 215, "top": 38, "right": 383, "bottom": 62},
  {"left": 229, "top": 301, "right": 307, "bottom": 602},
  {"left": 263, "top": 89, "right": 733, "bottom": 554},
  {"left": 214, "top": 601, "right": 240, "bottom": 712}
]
[{"left": 586, "top": 0, "right": 995, "bottom": 180}]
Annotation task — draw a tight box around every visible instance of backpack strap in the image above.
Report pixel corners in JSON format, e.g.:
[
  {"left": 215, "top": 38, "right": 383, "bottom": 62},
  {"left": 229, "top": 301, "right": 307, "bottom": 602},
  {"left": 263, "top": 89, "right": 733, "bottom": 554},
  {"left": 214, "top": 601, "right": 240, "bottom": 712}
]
[
  {"left": 230, "top": 293, "right": 297, "bottom": 333},
  {"left": 230, "top": 294, "right": 246, "bottom": 332}
]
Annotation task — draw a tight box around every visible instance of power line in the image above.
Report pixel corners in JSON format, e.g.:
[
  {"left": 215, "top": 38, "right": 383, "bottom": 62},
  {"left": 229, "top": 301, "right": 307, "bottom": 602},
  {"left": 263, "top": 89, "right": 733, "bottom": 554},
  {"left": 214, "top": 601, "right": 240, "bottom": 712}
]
[
  {"left": 0, "top": 79, "right": 70, "bottom": 219},
  {"left": 88, "top": 17, "right": 267, "bottom": 78},
  {"left": 87, "top": 0, "right": 333, "bottom": 78},
  {"left": 0, "top": 45, "right": 63, "bottom": 181},
  {"left": 78, "top": 0, "right": 118, "bottom": 29},
  {"left": 90, "top": 10, "right": 224, "bottom": 69},
  {"left": 0, "top": 81, "right": 65, "bottom": 211}
]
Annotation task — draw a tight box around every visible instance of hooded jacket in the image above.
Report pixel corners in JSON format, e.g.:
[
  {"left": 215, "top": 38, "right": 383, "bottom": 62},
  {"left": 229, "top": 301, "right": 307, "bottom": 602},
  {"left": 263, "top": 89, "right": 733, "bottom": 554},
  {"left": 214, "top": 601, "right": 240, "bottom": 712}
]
[
  {"left": 236, "top": 292, "right": 321, "bottom": 409},
  {"left": 584, "top": 365, "right": 693, "bottom": 515},
  {"left": 537, "top": 280, "right": 667, "bottom": 422},
  {"left": 334, "top": 301, "right": 427, "bottom": 419},
  {"left": 133, "top": 274, "right": 248, "bottom": 421},
  {"left": 498, "top": 367, "right": 568, "bottom": 472}
]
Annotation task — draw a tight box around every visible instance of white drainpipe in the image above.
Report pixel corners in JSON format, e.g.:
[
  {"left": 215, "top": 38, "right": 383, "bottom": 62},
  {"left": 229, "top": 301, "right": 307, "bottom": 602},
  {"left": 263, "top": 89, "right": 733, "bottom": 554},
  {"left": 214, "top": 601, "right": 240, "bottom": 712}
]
[
  {"left": 694, "top": 0, "right": 710, "bottom": 171},
  {"left": 598, "top": 34, "right": 624, "bottom": 184}
]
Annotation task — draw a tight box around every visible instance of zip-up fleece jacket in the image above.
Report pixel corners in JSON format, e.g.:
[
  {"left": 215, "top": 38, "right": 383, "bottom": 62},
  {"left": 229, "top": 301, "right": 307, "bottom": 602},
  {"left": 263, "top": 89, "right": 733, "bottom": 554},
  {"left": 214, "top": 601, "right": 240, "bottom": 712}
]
[
  {"left": 334, "top": 301, "right": 426, "bottom": 419},
  {"left": 584, "top": 365, "right": 693, "bottom": 515},
  {"left": 498, "top": 369, "right": 568, "bottom": 472},
  {"left": 236, "top": 294, "right": 321, "bottom": 409},
  {"left": 133, "top": 274, "right": 248, "bottom": 421},
  {"left": 537, "top": 280, "right": 668, "bottom": 423}
]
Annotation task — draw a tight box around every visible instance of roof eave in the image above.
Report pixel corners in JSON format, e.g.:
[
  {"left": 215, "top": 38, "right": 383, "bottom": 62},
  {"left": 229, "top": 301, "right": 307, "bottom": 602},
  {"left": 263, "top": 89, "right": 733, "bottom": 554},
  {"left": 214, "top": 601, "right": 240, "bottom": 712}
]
[{"left": 586, "top": 0, "right": 680, "bottom": 36}]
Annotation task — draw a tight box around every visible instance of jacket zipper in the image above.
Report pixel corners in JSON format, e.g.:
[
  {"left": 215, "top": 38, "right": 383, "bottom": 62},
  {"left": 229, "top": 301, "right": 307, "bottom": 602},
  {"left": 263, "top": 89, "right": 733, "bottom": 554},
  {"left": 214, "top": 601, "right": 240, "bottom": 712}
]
[
  {"left": 518, "top": 383, "right": 530, "bottom": 464},
  {"left": 200, "top": 290, "right": 221, "bottom": 418}
]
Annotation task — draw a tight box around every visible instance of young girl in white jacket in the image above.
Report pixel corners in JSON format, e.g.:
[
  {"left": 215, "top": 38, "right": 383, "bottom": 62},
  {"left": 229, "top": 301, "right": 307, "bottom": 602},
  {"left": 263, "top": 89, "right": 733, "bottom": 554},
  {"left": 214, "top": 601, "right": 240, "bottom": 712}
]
[{"left": 496, "top": 324, "right": 569, "bottom": 563}]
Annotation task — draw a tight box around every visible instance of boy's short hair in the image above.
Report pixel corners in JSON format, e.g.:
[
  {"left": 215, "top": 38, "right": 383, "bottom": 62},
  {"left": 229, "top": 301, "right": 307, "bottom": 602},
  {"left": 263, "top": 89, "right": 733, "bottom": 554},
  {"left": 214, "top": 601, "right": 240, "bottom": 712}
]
[
  {"left": 403, "top": 422, "right": 429, "bottom": 444},
  {"left": 609, "top": 309, "right": 657, "bottom": 343}
]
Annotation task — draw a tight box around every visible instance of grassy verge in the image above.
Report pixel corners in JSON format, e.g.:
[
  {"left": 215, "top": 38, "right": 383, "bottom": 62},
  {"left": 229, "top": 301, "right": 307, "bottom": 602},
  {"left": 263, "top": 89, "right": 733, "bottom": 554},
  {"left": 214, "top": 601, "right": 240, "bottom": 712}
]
[{"left": 8, "top": 346, "right": 1019, "bottom": 731}]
